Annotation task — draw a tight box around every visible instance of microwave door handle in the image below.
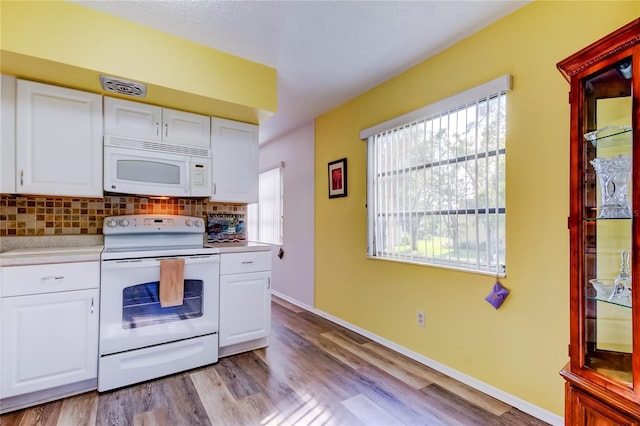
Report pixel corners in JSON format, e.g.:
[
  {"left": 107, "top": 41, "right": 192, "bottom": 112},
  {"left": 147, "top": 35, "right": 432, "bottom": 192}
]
[{"left": 185, "top": 160, "right": 191, "bottom": 195}]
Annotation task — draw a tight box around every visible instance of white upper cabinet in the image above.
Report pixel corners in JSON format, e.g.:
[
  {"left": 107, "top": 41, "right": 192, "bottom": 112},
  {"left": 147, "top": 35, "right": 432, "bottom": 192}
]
[
  {"left": 210, "top": 117, "right": 259, "bottom": 203},
  {"left": 104, "top": 97, "right": 210, "bottom": 149},
  {"left": 1, "top": 75, "right": 16, "bottom": 194},
  {"left": 15, "top": 80, "right": 103, "bottom": 197},
  {"left": 162, "top": 108, "right": 210, "bottom": 148},
  {"left": 103, "top": 96, "right": 161, "bottom": 141}
]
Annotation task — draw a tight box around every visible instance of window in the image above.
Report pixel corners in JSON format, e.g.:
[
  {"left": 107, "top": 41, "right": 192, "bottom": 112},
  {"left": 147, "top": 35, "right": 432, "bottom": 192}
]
[
  {"left": 248, "top": 165, "right": 283, "bottom": 245},
  {"left": 362, "top": 75, "right": 511, "bottom": 276}
]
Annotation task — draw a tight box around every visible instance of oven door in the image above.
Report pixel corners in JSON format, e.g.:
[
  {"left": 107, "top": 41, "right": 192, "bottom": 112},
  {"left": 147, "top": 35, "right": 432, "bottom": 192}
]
[{"left": 99, "top": 254, "right": 219, "bottom": 355}]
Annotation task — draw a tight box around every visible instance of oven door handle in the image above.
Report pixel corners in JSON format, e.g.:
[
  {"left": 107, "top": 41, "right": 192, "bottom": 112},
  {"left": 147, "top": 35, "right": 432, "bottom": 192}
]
[{"left": 102, "top": 255, "right": 219, "bottom": 270}]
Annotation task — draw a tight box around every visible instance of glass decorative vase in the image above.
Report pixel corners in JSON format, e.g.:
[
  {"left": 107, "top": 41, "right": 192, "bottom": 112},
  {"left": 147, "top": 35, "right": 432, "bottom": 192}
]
[
  {"left": 590, "top": 154, "right": 632, "bottom": 219},
  {"left": 611, "top": 249, "right": 632, "bottom": 302}
]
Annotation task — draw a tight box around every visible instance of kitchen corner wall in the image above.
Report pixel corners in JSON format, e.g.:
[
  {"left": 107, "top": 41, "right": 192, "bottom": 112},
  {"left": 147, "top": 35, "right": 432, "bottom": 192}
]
[
  {"left": 312, "top": 1, "right": 637, "bottom": 418},
  {"left": 259, "top": 121, "right": 315, "bottom": 307},
  {"left": 0, "top": 194, "right": 245, "bottom": 237}
]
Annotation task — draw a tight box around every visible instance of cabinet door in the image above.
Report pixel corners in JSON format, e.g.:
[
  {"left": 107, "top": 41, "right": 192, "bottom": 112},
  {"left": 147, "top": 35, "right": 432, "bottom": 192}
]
[
  {"left": 211, "top": 117, "right": 259, "bottom": 203},
  {"left": 0, "top": 289, "right": 99, "bottom": 398},
  {"left": 104, "top": 96, "right": 162, "bottom": 141},
  {"left": 219, "top": 271, "right": 270, "bottom": 347},
  {"left": 163, "top": 108, "right": 210, "bottom": 149},
  {"left": 16, "top": 80, "right": 103, "bottom": 197},
  {"left": 568, "top": 387, "right": 640, "bottom": 426},
  {"left": 1, "top": 75, "right": 16, "bottom": 193}
]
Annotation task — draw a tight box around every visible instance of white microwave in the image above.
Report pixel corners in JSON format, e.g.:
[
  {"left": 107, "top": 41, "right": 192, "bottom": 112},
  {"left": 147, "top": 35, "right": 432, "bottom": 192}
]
[{"left": 104, "top": 136, "right": 211, "bottom": 197}]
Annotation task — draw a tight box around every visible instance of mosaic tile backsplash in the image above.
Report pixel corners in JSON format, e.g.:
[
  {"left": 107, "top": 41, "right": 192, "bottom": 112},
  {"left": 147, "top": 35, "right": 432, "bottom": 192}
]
[{"left": 0, "top": 194, "right": 246, "bottom": 237}]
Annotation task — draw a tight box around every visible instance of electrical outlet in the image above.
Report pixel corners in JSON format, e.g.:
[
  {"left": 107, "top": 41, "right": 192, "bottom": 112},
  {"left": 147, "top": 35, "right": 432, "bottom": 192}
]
[{"left": 416, "top": 310, "right": 425, "bottom": 327}]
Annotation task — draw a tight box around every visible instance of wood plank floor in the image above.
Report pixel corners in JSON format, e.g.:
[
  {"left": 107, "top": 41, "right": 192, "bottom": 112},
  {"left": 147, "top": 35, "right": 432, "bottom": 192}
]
[{"left": 1, "top": 296, "right": 550, "bottom": 425}]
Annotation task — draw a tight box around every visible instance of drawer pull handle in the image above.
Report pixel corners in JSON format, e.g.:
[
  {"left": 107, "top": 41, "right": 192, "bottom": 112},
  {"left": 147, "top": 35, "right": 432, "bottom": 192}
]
[
  {"left": 241, "top": 261, "right": 254, "bottom": 265},
  {"left": 42, "top": 275, "right": 64, "bottom": 281}
]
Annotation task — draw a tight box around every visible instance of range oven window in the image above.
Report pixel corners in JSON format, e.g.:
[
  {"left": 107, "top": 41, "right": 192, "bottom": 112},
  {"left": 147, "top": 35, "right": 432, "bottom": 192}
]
[{"left": 122, "top": 279, "right": 204, "bottom": 329}]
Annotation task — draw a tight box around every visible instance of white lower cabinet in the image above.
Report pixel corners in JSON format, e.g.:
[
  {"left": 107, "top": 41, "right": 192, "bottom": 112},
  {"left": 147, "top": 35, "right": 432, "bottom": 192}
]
[
  {"left": 0, "top": 262, "right": 99, "bottom": 407},
  {"left": 219, "top": 250, "right": 271, "bottom": 356}
]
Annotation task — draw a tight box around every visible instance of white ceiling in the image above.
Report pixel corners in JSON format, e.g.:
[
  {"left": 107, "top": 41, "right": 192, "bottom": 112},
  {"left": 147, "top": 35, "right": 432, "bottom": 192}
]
[{"left": 74, "top": 0, "right": 530, "bottom": 144}]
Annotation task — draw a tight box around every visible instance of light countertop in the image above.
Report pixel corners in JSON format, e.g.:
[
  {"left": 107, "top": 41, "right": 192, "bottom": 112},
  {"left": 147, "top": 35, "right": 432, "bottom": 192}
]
[
  {"left": 0, "top": 245, "right": 104, "bottom": 266},
  {"left": 0, "top": 236, "right": 273, "bottom": 266},
  {"left": 206, "top": 241, "right": 274, "bottom": 253}
]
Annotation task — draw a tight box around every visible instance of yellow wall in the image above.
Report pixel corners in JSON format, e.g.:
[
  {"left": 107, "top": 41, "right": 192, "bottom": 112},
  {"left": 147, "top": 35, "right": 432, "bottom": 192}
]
[
  {"left": 314, "top": 1, "right": 639, "bottom": 416},
  {"left": 0, "top": 1, "right": 277, "bottom": 124}
]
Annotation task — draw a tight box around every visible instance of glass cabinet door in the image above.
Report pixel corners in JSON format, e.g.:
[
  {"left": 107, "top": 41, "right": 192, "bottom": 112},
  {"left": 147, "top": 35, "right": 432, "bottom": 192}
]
[{"left": 582, "top": 56, "right": 634, "bottom": 388}]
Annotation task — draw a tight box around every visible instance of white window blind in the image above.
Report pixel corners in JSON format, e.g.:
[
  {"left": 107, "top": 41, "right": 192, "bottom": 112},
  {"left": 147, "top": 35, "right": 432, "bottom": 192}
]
[
  {"left": 364, "top": 75, "right": 511, "bottom": 276},
  {"left": 248, "top": 165, "right": 283, "bottom": 245}
]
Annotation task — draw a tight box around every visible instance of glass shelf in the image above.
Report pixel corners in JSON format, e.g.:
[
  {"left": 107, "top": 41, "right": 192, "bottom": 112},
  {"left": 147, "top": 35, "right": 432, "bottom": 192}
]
[
  {"left": 586, "top": 294, "right": 632, "bottom": 308},
  {"left": 584, "top": 126, "right": 632, "bottom": 146},
  {"left": 583, "top": 216, "right": 633, "bottom": 223}
]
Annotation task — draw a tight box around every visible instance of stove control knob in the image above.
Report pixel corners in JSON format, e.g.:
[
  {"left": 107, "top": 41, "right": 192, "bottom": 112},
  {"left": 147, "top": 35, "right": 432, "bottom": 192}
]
[
  {"left": 185, "top": 219, "right": 193, "bottom": 227},
  {"left": 194, "top": 219, "right": 203, "bottom": 227},
  {"left": 106, "top": 219, "right": 118, "bottom": 228},
  {"left": 119, "top": 219, "right": 129, "bottom": 227}
]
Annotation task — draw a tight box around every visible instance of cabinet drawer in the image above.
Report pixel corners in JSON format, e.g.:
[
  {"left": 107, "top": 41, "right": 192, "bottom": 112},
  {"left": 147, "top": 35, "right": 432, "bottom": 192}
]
[
  {"left": 220, "top": 251, "right": 271, "bottom": 275},
  {"left": 1, "top": 262, "right": 99, "bottom": 297}
]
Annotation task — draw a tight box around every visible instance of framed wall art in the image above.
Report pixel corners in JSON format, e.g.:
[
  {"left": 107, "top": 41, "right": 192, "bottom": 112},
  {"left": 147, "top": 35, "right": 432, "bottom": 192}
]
[{"left": 328, "top": 158, "right": 347, "bottom": 198}]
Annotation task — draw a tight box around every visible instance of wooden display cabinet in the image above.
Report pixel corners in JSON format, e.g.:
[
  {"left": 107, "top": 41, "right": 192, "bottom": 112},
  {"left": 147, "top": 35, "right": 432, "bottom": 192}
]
[{"left": 558, "top": 19, "right": 640, "bottom": 424}]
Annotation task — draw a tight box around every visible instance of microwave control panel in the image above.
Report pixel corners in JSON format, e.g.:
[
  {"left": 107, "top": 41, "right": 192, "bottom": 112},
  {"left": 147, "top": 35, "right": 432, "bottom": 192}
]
[{"left": 191, "top": 162, "right": 208, "bottom": 189}]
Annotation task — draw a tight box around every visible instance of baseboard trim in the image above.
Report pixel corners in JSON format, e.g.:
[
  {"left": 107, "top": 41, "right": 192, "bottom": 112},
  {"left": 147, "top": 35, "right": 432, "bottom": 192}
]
[
  {"left": 0, "top": 378, "right": 97, "bottom": 414},
  {"left": 271, "top": 290, "right": 563, "bottom": 426},
  {"left": 219, "top": 337, "right": 268, "bottom": 358}
]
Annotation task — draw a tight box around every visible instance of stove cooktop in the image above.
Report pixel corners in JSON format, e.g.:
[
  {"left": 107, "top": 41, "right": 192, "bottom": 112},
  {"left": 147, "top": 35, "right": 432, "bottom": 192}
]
[{"left": 102, "top": 214, "right": 218, "bottom": 260}]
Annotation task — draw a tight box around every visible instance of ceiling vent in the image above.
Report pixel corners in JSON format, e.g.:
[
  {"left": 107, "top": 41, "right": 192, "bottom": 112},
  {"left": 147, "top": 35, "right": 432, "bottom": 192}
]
[{"left": 100, "top": 76, "right": 147, "bottom": 98}]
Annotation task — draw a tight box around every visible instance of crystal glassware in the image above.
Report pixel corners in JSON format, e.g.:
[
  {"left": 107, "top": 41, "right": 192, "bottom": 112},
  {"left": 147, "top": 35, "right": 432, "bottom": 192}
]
[
  {"left": 611, "top": 249, "right": 632, "bottom": 301},
  {"left": 590, "top": 155, "right": 632, "bottom": 219}
]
